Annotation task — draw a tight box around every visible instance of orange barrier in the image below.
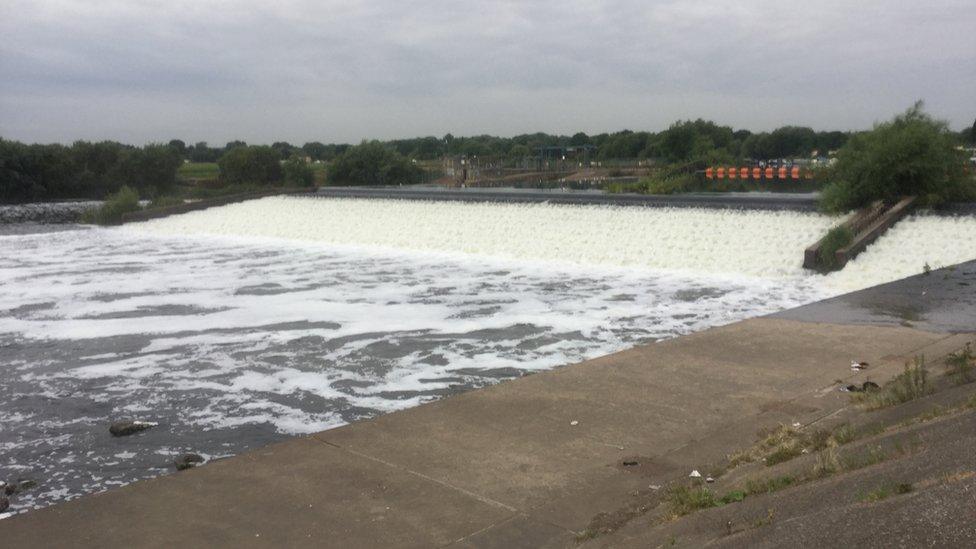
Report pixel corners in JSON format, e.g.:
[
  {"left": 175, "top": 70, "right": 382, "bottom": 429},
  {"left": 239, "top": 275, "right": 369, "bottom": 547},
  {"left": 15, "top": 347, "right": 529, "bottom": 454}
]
[{"left": 703, "top": 165, "right": 819, "bottom": 182}]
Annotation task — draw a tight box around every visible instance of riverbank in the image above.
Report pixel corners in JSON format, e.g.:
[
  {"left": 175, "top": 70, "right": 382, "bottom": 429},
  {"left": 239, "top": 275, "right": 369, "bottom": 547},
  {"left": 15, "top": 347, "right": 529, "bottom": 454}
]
[{"left": 2, "top": 259, "right": 973, "bottom": 547}]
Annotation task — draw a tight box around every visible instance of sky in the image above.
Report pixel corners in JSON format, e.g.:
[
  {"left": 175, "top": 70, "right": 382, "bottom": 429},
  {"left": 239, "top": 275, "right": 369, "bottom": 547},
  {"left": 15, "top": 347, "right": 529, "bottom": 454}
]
[{"left": 1, "top": 0, "right": 974, "bottom": 145}]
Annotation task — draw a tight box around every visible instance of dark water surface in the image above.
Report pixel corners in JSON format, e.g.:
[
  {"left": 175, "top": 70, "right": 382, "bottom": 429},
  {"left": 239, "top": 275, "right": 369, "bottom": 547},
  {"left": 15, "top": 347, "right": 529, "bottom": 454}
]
[{"left": 0, "top": 222, "right": 825, "bottom": 515}]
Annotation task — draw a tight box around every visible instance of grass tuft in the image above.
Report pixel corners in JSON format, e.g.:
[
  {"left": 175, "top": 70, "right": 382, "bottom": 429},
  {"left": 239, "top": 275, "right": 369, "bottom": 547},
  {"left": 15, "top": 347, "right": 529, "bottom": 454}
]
[
  {"left": 852, "top": 356, "right": 931, "bottom": 410},
  {"left": 859, "top": 482, "right": 913, "bottom": 503},
  {"left": 945, "top": 344, "right": 975, "bottom": 384},
  {"left": 745, "top": 476, "right": 795, "bottom": 496},
  {"left": 665, "top": 485, "right": 717, "bottom": 518}
]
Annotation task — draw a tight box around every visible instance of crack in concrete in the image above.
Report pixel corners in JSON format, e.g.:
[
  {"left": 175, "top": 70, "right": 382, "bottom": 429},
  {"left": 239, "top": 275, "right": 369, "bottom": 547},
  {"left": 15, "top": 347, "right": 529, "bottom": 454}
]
[{"left": 313, "top": 436, "right": 520, "bottom": 513}]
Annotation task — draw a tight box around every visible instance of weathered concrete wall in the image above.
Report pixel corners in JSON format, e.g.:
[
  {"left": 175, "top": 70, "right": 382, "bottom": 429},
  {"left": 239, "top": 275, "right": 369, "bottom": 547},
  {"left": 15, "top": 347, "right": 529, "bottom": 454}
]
[{"left": 804, "top": 197, "right": 918, "bottom": 271}]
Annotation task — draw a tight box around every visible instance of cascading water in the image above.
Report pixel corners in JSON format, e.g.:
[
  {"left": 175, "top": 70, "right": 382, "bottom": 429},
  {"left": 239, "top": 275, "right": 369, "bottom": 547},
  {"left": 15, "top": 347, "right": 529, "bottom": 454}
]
[
  {"left": 2, "top": 195, "right": 974, "bottom": 515},
  {"left": 129, "top": 196, "right": 838, "bottom": 278},
  {"left": 127, "top": 196, "right": 976, "bottom": 289}
]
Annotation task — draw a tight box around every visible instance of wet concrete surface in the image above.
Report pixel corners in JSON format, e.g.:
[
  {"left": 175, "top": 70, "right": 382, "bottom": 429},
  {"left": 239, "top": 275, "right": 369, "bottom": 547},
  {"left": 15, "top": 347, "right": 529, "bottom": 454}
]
[{"left": 773, "top": 260, "right": 976, "bottom": 333}]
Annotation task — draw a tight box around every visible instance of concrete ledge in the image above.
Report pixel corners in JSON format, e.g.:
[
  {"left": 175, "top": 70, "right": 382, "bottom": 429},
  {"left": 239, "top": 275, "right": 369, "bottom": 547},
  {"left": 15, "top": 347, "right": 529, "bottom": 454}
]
[
  {"left": 803, "top": 197, "right": 917, "bottom": 271},
  {"left": 314, "top": 187, "right": 821, "bottom": 211}
]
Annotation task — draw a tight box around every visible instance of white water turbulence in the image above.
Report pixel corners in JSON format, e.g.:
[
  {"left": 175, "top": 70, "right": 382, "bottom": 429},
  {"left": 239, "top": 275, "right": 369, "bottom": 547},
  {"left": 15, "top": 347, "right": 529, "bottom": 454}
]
[
  {"left": 2, "top": 197, "right": 974, "bottom": 515},
  {"left": 132, "top": 197, "right": 837, "bottom": 278},
  {"left": 829, "top": 214, "right": 976, "bottom": 290}
]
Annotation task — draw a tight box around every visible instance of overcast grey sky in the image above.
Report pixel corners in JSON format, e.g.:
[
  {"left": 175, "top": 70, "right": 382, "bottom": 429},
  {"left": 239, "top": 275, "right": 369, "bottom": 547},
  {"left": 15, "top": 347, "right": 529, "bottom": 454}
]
[{"left": 1, "top": 0, "right": 974, "bottom": 145}]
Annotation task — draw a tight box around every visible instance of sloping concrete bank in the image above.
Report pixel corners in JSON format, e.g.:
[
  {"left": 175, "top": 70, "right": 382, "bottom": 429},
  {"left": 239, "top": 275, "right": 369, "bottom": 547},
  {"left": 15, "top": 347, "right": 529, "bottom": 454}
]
[
  {"left": 315, "top": 186, "right": 822, "bottom": 211},
  {"left": 2, "top": 262, "right": 974, "bottom": 547}
]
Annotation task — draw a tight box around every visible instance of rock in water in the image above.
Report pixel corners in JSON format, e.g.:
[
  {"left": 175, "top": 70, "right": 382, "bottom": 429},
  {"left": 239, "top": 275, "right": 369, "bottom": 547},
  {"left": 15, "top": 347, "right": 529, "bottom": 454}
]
[
  {"left": 109, "top": 420, "right": 157, "bottom": 437},
  {"left": 0, "top": 495, "right": 9, "bottom": 513},
  {"left": 3, "top": 479, "right": 37, "bottom": 495},
  {"left": 174, "top": 454, "right": 205, "bottom": 471}
]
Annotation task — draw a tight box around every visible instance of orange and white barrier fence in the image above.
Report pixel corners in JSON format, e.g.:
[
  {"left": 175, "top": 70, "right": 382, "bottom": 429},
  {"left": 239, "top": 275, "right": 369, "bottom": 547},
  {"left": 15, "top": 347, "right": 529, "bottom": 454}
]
[{"left": 704, "top": 166, "right": 815, "bottom": 180}]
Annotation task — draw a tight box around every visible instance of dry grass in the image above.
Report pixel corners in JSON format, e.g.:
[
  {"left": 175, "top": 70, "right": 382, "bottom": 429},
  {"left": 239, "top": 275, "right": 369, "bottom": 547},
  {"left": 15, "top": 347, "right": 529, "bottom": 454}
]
[{"left": 852, "top": 356, "right": 931, "bottom": 410}]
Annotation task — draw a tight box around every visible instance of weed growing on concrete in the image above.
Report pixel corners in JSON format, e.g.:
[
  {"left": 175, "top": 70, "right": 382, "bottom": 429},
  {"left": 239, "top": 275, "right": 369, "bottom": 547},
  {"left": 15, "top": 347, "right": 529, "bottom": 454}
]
[
  {"left": 858, "top": 482, "right": 913, "bottom": 503},
  {"left": 719, "top": 490, "right": 746, "bottom": 504},
  {"left": 751, "top": 508, "right": 775, "bottom": 529},
  {"left": 832, "top": 423, "right": 856, "bottom": 444},
  {"left": 745, "top": 476, "right": 795, "bottom": 495},
  {"left": 812, "top": 440, "right": 840, "bottom": 478},
  {"left": 842, "top": 446, "right": 889, "bottom": 471},
  {"left": 944, "top": 344, "right": 974, "bottom": 384},
  {"left": 665, "top": 485, "right": 717, "bottom": 517},
  {"left": 853, "top": 357, "right": 930, "bottom": 410},
  {"left": 765, "top": 445, "right": 803, "bottom": 466},
  {"left": 818, "top": 226, "right": 853, "bottom": 270}
]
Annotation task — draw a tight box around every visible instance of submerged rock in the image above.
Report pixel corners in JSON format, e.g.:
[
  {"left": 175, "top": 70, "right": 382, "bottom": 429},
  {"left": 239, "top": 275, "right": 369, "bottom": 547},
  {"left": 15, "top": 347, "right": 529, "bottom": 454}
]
[
  {"left": 109, "top": 420, "right": 158, "bottom": 437},
  {"left": 174, "top": 454, "right": 205, "bottom": 471},
  {"left": 0, "top": 495, "right": 8, "bottom": 513},
  {"left": 3, "top": 479, "right": 37, "bottom": 495}
]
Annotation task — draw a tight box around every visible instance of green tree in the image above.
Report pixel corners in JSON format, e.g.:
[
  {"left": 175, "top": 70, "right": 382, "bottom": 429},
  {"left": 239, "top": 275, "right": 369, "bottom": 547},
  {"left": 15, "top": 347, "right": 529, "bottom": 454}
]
[
  {"left": 283, "top": 157, "right": 314, "bottom": 187},
  {"left": 271, "top": 141, "right": 294, "bottom": 160},
  {"left": 570, "top": 132, "right": 591, "bottom": 146},
  {"left": 820, "top": 102, "right": 973, "bottom": 212},
  {"left": 328, "top": 140, "right": 423, "bottom": 186},
  {"left": 217, "top": 145, "right": 283, "bottom": 185},
  {"left": 121, "top": 143, "right": 182, "bottom": 196},
  {"left": 168, "top": 139, "right": 187, "bottom": 157},
  {"left": 302, "top": 141, "right": 329, "bottom": 161}
]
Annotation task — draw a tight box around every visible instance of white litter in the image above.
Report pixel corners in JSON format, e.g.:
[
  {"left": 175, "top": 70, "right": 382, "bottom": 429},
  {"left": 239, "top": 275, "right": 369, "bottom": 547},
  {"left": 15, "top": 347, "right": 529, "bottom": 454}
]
[
  {"left": 689, "top": 470, "right": 702, "bottom": 478},
  {"left": 570, "top": 420, "right": 579, "bottom": 426}
]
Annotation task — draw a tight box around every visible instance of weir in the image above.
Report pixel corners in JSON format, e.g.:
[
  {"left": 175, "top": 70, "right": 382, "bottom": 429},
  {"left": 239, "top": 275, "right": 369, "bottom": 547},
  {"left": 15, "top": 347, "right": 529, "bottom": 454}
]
[{"left": 128, "top": 195, "right": 976, "bottom": 292}]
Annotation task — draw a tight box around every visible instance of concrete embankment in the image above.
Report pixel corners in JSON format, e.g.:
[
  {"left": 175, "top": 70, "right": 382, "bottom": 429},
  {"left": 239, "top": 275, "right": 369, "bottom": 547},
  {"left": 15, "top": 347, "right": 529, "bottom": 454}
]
[{"left": 1, "top": 262, "right": 974, "bottom": 547}]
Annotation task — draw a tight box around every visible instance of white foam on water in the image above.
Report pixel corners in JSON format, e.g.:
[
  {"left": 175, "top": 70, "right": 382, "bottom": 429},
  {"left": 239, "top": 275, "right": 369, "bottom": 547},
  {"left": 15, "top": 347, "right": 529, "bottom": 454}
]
[{"left": 2, "top": 196, "right": 974, "bottom": 513}]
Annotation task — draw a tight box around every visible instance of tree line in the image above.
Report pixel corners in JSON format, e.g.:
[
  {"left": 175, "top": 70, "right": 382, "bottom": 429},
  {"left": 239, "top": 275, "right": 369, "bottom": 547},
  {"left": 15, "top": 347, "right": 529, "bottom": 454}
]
[
  {"left": 3, "top": 116, "right": 973, "bottom": 202},
  {"left": 0, "top": 140, "right": 182, "bottom": 203}
]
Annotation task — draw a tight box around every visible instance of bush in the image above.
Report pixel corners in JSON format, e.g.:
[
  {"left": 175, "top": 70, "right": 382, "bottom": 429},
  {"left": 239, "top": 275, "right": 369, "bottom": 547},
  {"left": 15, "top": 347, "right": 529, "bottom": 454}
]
[
  {"left": 818, "top": 225, "right": 853, "bottom": 269},
  {"left": 217, "top": 146, "right": 283, "bottom": 185},
  {"left": 81, "top": 185, "right": 141, "bottom": 225},
  {"left": 944, "top": 344, "right": 974, "bottom": 384},
  {"left": 631, "top": 173, "right": 694, "bottom": 195},
  {"left": 820, "top": 102, "right": 973, "bottom": 213},
  {"left": 328, "top": 140, "right": 423, "bottom": 186},
  {"left": 147, "top": 195, "right": 184, "bottom": 210},
  {"left": 283, "top": 157, "right": 315, "bottom": 187}
]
